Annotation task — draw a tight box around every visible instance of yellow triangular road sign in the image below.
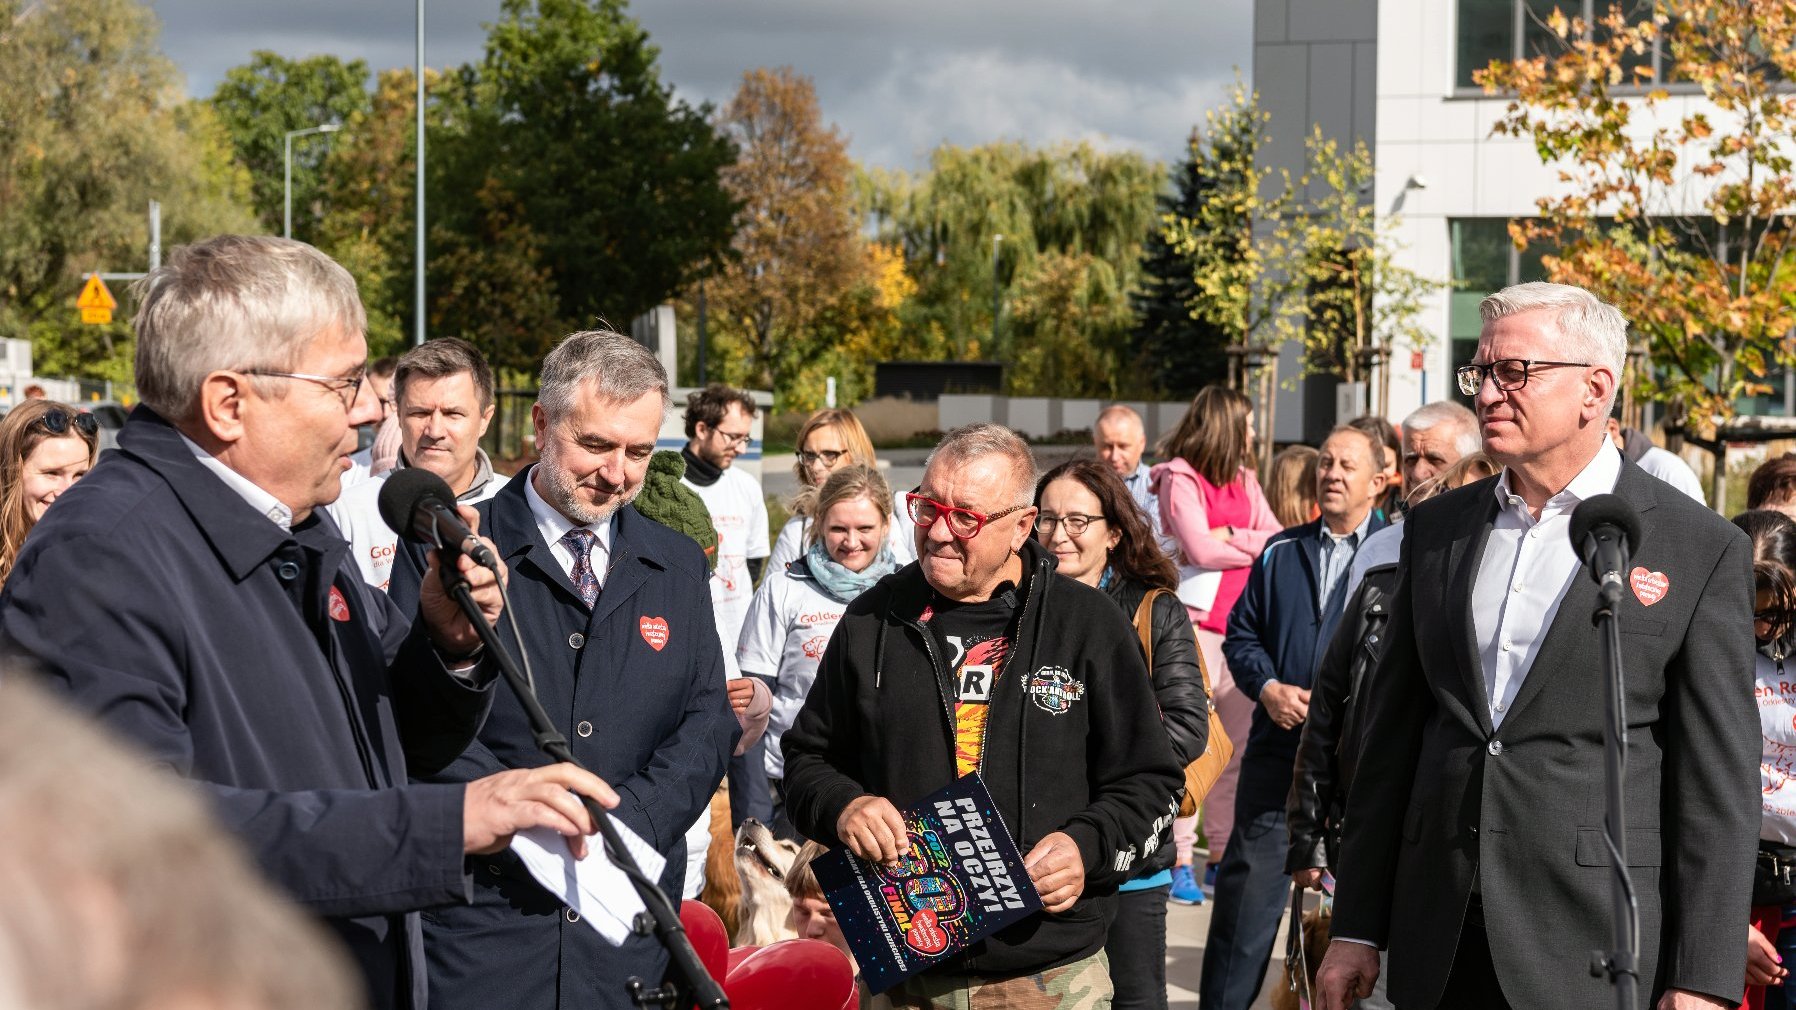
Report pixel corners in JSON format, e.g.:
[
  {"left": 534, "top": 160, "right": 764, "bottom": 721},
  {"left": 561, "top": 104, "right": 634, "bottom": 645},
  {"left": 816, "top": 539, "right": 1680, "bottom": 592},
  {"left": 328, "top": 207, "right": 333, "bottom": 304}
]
[{"left": 77, "top": 273, "right": 117, "bottom": 312}]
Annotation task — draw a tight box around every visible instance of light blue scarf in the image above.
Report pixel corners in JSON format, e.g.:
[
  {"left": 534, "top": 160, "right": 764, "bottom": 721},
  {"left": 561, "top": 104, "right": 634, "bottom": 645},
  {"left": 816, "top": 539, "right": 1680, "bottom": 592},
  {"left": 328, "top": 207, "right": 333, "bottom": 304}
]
[{"left": 803, "top": 539, "right": 899, "bottom": 604}]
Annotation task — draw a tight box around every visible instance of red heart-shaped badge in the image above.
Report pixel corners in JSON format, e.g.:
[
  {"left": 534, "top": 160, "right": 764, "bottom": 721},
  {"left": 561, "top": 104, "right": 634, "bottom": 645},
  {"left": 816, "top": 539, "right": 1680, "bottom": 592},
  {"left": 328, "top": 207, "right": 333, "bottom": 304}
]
[
  {"left": 639, "top": 616, "right": 670, "bottom": 651},
  {"left": 1629, "top": 567, "right": 1669, "bottom": 607},
  {"left": 328, "top": 585, "right": 352, "bottom": 623},
  {"left": 903, "top": 907, "right": 949, "bottom": 956}
]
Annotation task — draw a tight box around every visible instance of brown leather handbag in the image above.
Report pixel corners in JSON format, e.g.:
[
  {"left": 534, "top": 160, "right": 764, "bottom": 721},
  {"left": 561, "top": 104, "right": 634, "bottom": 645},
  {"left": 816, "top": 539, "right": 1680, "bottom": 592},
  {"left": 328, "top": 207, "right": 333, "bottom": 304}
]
[{"left": 1133, "top": 587, "right": 1234, "bottom": 818}]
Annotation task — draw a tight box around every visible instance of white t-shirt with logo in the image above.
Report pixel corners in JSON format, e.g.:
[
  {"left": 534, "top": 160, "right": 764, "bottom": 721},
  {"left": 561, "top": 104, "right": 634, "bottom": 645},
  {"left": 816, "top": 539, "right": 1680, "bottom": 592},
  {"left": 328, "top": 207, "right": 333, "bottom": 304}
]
[
  {"left": 326, "top": 467, "right": 505, "bottom": 593},
  {"left": 1759, "top": 649, "right": 1796, "bottom": 845},
  {"left": 683, "top": 467, "right": 769, "bottom": 681},
  {"left": 736, "top": 568, "right": 846, "bottom": 779}
]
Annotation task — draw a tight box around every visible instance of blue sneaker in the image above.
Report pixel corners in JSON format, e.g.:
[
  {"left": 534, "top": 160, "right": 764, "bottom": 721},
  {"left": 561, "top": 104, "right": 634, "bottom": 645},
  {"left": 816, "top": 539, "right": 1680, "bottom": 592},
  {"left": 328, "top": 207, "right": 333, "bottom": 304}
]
[
  {"left": 1169, "top": 864, "right": 1204, "bottom": 905},
  {"left": 1203, "top": 862, "right": 1219, "bottom": 890}
]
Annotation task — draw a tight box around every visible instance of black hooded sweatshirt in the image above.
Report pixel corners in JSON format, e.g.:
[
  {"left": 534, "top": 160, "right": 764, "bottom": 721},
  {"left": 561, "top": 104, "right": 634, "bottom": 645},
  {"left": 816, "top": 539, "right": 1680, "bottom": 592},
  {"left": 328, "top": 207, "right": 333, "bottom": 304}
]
[{"left": 781, "top": 539, "right": 1184, "bottom": 977}]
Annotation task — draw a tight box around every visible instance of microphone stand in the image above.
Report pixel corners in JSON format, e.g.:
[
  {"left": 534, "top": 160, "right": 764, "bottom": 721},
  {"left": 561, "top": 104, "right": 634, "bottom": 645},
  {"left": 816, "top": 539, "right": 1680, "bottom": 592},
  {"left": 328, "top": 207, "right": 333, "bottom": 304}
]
[
  {"left": 438, "top": 560, "right": 729, "bottom": 1010},
  {"left": 1588, "top": 568, "right": 1640, "bottom": 1010}
]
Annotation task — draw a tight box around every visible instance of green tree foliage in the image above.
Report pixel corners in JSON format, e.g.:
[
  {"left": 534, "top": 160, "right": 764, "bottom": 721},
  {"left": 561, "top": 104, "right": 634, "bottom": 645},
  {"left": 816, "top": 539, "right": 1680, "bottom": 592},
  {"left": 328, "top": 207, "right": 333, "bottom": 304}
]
[
  {"left": 1131, "top": 129, "right": 1234, "bottom": 397},
  {"left": 864, "top": 141, "right": 1160, "bottom": 396},
  {"left": 460, "top": 0, "right": 738, "bottom": 329},
  {"left": 209, "top": 51, "right": 370, "bottom": 239},
  {"left": 428, "top": 177, "right": 560, "bottom": 374},
  {"left": 1, "top": 0, "right": 255, "bottom": 385}
]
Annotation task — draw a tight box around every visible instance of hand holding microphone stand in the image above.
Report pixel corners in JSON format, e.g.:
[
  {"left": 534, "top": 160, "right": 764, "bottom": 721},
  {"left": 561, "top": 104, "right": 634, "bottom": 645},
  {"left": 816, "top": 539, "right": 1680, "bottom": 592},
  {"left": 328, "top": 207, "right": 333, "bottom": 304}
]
[
  {"left": 1570, "top": 494, "right": 1644, "bottom": 1010},
  {"left": 379, "top": 470, "right": 729, "bottom": 1010}
]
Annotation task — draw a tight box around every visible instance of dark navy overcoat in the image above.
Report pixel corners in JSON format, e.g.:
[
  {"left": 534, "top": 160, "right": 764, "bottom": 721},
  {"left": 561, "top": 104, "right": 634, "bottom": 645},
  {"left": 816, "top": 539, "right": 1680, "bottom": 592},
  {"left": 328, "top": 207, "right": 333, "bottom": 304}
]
[
  {"left": 0, "top": 407, "right": 494, "bottom": 1010},
  {"left": 402, "top": 467, "right": 738, "bottom": 1010}
]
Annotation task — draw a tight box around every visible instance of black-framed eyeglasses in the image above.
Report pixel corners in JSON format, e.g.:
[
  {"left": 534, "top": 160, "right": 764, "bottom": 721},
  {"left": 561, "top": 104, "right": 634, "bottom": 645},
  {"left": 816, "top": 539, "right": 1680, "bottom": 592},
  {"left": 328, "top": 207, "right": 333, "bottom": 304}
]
[
  {"left": 799, "top": 449, "right": 846, "bottom": 468},
  {"left": 1034, "top": 513, "right": 1105, "bottom": 537},
  {"left": 1756, "top": 608, "right": 1794, "bottom": 627},
  {"left": 905, "top": 492, "right": 1028, "bottom": 541},
  {"left": 36, "top": 408, "right": 99, "bottom": 438},
  {"left": 1454, "top": 359, "right": 1590, "bottom": 397},
  {"left": 243, "top": 367, "right": 367, "bottom": 411},
  {"left": 713, "top": 429, "right": 752, "bottom": 447}
]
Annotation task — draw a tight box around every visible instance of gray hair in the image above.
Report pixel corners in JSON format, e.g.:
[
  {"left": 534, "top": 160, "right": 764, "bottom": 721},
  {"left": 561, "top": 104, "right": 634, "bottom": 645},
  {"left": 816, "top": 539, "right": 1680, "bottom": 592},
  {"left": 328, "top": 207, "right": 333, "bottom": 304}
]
[
  {"left": 537, "top": 330, "right": 669, "bottom": 422},
  {"left": 1479, "top": 282, "right": 1628, "bottom": 407},
  {"left": 133, "top": 235, "right": 367, "bottom": 421},
  {"left": 1402, "top": 400, "right": 1481, "bottom": 457},
  {"left": 923, "top": 423, "right": 1037, "bottom": 508}
]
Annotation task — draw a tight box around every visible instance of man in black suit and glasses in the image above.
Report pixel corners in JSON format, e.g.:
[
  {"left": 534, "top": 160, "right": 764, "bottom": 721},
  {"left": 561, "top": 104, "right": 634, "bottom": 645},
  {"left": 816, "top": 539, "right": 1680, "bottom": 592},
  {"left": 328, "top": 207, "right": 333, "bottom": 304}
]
[{"left": 1316, "top": 282, "right": 1758, "bottom": 1010}]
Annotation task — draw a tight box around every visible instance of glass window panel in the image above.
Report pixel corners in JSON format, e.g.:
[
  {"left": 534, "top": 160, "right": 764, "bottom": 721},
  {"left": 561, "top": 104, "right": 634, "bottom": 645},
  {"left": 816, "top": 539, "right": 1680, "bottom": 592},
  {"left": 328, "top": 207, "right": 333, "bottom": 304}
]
[
  {"left": 1457, "top": 0, "right": 1517, "bottom": 88},
  {"left": 1522, "top": 0, "right": 1574, "bottom": 64},
  {"left": 1451, "top": 218, "right": 1512, "bottom": 291}
]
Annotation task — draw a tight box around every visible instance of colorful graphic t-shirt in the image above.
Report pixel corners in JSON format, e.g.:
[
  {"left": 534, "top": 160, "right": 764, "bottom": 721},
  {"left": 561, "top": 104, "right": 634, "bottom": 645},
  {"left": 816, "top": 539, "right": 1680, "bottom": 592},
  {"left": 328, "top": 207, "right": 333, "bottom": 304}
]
[{"left": 923, "top": 588, "right": 1018, "bottom": 776}]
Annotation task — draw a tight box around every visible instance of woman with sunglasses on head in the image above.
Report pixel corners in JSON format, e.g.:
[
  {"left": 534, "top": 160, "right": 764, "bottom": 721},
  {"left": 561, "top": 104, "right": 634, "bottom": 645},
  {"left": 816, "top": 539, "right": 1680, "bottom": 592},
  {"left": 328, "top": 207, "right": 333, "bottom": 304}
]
[
  {"left": 0, "top": 401, "right": 99, "bottom": 589},
  {"left": 1149, "top": 385, "right": 1283, "bottom": 902},
  {"left": 768, "top": 408, "right": 915, "bottom": 572},
  {"left": 1034, "top": 458, "right": 1208, "bottom": 1010},
  {"left": 740, "top": 465, "right": 902, "bottom": 839},
  {"left": 1736, "top": 509, "right": 1796, "bottom": 1009}
]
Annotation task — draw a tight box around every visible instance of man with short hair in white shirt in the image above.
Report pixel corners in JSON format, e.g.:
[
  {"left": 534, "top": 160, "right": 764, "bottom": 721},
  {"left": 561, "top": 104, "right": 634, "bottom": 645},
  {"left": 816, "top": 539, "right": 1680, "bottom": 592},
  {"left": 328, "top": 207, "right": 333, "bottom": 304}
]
[
  {"left": 1094, "top": 403, "right": 1175, "bottom": 555},
  {"left": 1607, "top": 416, "right": 1707, "bottom": 505},
  {"left": 329, "top": 338, "right": 503, "bottom": 600},
  {"left": 680, "top": 384, "right": 772, "bottom": 825},
  {"left": 1316, "top": 282, "right": 1758, "bottom": 1010}
]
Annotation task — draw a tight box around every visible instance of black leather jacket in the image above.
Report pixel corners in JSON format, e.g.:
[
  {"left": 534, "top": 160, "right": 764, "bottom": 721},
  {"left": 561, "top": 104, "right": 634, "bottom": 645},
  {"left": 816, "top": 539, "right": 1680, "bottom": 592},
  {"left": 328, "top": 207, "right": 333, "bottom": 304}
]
[
  {"left": 1106, "top": 575, "right": 1211, "bottom": 876},
  {"left": 1286, "top": 561, "right": 1398, "bottom": 874}
]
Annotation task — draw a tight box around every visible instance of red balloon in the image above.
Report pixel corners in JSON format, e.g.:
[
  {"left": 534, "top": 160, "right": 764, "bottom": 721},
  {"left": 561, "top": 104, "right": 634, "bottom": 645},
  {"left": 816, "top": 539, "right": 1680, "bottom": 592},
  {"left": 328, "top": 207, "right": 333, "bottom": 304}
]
[
  {"left": 724, "top": 938, "right": 856, "bottom": 1010},
  {"left": 727, "top": 945, "right": 760, "bottom": 973},
  {"left": 678, "top": 900, "right": 729, "bottom": 988}
]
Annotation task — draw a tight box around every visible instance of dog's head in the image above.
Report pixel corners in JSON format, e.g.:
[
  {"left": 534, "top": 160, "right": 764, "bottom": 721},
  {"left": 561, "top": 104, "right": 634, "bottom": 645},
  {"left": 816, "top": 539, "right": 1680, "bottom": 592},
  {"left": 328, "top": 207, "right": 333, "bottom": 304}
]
[{"left": 732, "top": 819, "right": 801, "bottom": 947}]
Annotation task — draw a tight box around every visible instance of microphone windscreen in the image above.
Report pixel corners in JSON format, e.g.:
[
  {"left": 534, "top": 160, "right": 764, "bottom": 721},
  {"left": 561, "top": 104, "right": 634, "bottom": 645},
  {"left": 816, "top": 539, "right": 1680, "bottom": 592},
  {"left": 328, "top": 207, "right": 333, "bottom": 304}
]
[
  {"left": 377, "top": 468, "right": 457, "bottom": 540},
  {"left": 1568, "top": 493, "right": 1644, "bottom": 555}
]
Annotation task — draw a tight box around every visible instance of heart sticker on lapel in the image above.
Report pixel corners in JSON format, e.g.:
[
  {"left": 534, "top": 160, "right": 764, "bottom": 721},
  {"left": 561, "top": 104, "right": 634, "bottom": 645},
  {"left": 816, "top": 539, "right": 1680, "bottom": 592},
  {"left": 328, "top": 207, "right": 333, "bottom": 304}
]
[
  {"left": 328, "top": 585, "right": 352, "bottom": 623},
  {"left": 1629, "top": 567, "right": 1669, "bottom": 606},
  {"left": 639, "top": 616, "right": 670, "bottom": 651}
]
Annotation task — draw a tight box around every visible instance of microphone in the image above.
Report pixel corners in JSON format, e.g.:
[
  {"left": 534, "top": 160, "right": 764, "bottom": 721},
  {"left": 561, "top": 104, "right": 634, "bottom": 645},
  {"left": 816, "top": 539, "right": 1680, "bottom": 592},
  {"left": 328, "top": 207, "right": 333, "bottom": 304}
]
[
  {"left": 377, "top": 468, "right": 499, "bottom": 569},
  {"left": 1569, "top": 494, "right": 1643, "bottom": 604}
]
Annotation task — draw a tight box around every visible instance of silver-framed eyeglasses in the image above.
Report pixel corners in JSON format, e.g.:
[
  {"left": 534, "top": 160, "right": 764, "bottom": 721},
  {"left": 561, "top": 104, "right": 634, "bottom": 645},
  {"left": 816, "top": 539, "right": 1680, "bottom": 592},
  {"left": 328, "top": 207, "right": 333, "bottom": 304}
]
[
  {"left": 243, "top": 367, "right": 367, "bottom": 410},
  {"left": 714, "top": 429, "right": 753, "bottom": 447},
  {"left": 1454, "top": 358, "right": 1589, "bottom": 397},
  {"left": 1034, "top": 513, "right": 1105, "bottom": 536}
]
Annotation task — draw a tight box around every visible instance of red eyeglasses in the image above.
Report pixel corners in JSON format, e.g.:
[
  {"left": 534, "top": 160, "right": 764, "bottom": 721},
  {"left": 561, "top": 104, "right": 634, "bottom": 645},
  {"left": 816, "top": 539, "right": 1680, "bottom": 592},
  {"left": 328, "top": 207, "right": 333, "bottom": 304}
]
[{"left": 905, "top": 492, "right": 1029, "bottom": 541}]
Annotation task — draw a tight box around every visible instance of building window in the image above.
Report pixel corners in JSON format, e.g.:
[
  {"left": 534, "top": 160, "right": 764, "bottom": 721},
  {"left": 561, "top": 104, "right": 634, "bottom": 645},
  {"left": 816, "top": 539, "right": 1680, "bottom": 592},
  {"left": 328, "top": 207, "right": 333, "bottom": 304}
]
[{"left": 1456, "top": 0, "right": 1665, "bottom": 91}]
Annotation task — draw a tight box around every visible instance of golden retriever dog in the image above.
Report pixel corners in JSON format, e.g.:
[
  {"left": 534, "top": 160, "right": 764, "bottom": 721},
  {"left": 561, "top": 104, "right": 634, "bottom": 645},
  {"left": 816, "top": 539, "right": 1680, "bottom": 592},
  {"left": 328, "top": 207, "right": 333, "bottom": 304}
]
[
  {"left": 731, "top": 818, "right": 800, "bottom": 947},
  {"left": 698, "top": 785, "right": 740, "bottom": 936}
]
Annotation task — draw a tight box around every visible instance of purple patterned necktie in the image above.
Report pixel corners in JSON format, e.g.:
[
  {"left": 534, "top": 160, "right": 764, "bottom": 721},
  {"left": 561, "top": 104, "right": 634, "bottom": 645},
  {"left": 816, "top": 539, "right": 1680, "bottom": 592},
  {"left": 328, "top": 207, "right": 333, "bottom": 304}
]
[{"left": 560, "top": 528, "right": 599, "bottom": 607}]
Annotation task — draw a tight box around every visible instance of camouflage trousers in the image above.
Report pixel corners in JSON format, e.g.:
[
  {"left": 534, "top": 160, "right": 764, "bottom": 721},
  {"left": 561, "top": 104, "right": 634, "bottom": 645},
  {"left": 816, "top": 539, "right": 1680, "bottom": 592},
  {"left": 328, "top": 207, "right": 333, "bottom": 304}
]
[{"left": 888, "top": 951, "right": 1112, "bottom": 1010}]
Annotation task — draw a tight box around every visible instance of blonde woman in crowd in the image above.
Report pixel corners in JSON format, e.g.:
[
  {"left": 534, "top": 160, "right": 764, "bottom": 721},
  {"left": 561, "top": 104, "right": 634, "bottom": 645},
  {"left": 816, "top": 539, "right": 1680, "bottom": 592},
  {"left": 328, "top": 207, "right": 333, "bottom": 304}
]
[
  {"left": 768, "top": 408, "right": 914, "bottom": 571},
  {"left": 1264, "top": 445, "right": 1320, "bottom": 529}
]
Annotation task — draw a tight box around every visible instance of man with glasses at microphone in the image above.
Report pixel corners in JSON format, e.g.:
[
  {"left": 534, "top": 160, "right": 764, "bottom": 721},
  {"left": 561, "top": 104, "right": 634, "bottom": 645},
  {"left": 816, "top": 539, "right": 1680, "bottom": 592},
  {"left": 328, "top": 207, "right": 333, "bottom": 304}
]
[
  {"left": 1314, "top": 282, "right": 1758, "bottom": 1010},
  {"left": 0, "top": 235, "right": 621, "bottom": 1010}
]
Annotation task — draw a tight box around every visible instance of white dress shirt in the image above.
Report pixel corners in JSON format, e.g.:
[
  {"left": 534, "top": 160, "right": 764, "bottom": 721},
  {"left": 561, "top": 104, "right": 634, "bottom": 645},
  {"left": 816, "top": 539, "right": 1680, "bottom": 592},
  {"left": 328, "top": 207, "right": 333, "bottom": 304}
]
[
  {"left": 1473, "top": 442, "right": 1622, "bottom": 729},
  {"left": 523, "top": 469, "right": 614, "bottom": 590},
  {"left": 181, "top": 433, "right": 294, "bottom": 530}
]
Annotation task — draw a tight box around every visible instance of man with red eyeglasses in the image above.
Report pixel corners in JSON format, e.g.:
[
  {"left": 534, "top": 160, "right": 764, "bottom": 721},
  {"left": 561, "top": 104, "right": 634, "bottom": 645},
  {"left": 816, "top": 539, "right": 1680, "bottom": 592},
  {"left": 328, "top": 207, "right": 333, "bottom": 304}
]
[{"left": 782, "top": 422, "right": 1182, "bottom": 1009}]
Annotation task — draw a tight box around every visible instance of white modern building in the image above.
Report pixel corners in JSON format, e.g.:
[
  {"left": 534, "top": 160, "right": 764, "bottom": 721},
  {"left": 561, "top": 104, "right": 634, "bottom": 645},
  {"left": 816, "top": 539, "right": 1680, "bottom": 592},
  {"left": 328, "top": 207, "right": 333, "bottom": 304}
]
[{"left": 1254, "top": 0, "right": 1757, "bottom": 442}]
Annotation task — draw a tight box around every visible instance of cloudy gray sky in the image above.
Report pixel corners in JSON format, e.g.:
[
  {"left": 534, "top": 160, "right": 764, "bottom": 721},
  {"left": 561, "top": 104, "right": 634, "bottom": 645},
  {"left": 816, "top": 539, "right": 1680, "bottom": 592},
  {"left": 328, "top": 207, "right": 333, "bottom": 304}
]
[{"left": 147, "top": 0, "right": 1251, "bottom": 171}]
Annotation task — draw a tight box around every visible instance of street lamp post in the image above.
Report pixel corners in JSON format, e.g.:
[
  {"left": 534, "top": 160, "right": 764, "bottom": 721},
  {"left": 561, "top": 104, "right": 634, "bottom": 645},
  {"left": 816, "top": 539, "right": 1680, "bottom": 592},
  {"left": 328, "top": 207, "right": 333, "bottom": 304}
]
[
  {"left": 283, "top": 123, "right": 342, "bottom": 240},
  {"left": 415, "top": 0, "right": 426, "bottom": 345}
]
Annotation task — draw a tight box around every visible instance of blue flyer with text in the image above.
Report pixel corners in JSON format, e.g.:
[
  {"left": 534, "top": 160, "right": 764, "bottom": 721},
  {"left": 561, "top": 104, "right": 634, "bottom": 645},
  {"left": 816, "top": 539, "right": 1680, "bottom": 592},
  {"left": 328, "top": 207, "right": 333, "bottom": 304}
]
[{"left": 812, "top": 772, "right": 1044, "bottom": 994}]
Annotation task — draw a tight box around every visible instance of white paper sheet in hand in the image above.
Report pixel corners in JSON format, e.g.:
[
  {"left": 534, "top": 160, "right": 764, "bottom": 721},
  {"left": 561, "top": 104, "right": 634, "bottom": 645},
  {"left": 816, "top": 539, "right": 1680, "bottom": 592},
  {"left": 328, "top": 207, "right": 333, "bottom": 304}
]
[{"left": 510, "top": 821, "right": 668, "bottom": 946}]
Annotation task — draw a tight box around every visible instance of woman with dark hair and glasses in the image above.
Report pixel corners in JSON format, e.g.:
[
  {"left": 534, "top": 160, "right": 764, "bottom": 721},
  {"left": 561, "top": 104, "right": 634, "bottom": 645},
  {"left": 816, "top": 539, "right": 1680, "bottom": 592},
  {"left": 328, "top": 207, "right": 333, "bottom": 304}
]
[
  {"left": 1737, "top": 509, "right": 1796, "bottom": 1008},
  {"left": 1034, "top": 458, "right": 1208, "bottom": 1010},
  {"left": 0, "top": 400, "right": 99, "bottom": 588}
]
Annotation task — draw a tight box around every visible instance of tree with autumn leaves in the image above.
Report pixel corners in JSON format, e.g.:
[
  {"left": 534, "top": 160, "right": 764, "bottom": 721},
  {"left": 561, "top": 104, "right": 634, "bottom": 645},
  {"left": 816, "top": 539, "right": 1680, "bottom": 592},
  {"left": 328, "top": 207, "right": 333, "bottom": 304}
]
[{"left": 1480, "top": 0, "right": 1796, "bottom": 510}]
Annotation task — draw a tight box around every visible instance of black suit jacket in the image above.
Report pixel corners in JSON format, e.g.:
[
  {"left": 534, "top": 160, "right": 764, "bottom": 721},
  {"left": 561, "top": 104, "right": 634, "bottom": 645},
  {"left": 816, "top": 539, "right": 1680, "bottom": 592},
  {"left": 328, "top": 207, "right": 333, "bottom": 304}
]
[{"left": 1332, "top": 457, "right": 1758, "bottom": 1009}]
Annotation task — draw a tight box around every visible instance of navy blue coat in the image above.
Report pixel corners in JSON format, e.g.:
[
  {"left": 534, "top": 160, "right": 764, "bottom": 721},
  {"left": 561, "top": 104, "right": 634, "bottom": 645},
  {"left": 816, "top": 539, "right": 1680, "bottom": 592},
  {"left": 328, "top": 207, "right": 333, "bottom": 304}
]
[
  {"left": 1222, "top": 513, "right": 1388, "bottom": 809},
  {"left": 402, "top": 467, "right": 738, "bottom": 1010},
  {"left": 0, "top": 407, "right": 492, "bottom": 1010}
]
